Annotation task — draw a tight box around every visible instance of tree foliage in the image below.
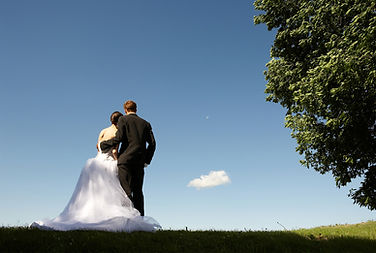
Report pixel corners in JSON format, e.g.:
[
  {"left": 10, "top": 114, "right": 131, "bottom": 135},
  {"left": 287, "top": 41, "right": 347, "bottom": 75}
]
[{"left": 254, "top": 0, "right": 376, "bottom": 209}]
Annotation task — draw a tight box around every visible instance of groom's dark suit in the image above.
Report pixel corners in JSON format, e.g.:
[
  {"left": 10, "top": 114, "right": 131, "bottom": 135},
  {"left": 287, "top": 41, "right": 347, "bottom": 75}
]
[{"left": 100, "top": 113, "right": 156, "bottom": 216}]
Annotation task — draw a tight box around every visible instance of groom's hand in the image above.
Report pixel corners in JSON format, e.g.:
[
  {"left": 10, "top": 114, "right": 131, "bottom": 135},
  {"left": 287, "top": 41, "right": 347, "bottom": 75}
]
[{"left": 144, "top": 163, "right": 149, "bottom": 168}]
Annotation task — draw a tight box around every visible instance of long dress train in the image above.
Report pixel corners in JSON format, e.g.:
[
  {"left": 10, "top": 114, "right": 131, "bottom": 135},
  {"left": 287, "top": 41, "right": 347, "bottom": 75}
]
[{"left": 30, "top": 148, "right": 161, "bottom": 232}]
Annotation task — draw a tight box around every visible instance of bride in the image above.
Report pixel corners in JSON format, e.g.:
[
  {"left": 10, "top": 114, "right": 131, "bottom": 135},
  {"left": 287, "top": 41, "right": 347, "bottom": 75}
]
[{"left": 31, "top": 112, "right": 161, "bottom": 232}]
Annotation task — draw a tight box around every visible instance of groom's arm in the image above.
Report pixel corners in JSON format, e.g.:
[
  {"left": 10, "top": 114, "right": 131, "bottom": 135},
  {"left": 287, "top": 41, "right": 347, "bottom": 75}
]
[{"left": 145, "top": 124, "right": 156, "bottom": 165}]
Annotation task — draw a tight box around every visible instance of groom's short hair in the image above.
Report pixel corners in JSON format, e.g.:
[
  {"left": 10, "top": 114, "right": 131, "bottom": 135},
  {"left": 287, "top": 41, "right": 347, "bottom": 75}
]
[{"left": 124, "top": 100, "right": 137, "bottom": 112}]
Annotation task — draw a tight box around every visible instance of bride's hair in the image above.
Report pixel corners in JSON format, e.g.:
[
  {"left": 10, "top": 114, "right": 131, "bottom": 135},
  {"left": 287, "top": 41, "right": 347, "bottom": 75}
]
[
  {"left": 110, "top": 111, "right": 123, "bottom": 125},
  {"left": 124, "top": 100, "right": 137, "bottom": 112}
]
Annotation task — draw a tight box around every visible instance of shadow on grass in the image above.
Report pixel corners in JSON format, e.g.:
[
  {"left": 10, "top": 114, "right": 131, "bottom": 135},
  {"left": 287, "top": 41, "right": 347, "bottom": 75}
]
[{"left": 0, "top": 227, "right": 375, "bottom": 252}]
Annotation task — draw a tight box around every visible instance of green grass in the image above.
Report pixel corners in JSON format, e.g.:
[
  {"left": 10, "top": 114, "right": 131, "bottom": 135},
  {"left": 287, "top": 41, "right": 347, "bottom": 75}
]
[
  {"left": 295, "top": 221, "right": 376, "bottom": 240},
  {"left": 1, "top": 221, "right": 375, "bottom": 252}
]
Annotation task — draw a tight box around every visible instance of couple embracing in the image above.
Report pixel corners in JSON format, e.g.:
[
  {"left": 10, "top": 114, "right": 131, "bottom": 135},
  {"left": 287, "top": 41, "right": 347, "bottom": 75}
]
[
  {"left": 31, "top": 100, "right": 161, "bottom": 232},
  {"left": 100, "top": 100, "right": 156, "bottom": 217}
]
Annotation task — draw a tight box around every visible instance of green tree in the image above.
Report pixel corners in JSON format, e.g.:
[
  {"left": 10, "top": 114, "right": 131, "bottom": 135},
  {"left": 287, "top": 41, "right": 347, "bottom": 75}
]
[{"left": 254, "top": 0, "right": 376, "bottom": 209}]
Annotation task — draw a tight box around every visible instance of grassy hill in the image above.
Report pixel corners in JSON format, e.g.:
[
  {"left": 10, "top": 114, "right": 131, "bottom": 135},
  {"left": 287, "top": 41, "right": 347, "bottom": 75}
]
[{"left": 0, "top": 221, "right": 375, "bottom": 252}]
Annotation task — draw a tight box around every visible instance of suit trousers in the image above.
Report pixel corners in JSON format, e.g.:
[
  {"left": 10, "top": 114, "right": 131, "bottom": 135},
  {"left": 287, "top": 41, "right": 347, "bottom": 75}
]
[{"left": 117, "top": 163, "right": 145, "bottom": 216}]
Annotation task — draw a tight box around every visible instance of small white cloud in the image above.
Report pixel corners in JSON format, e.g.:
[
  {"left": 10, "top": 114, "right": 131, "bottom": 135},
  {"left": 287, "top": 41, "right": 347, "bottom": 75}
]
[
  {"left": 205, "top": 116, "right": 210, "bottom": 120},
  {"left": 187, "top": 170, "right": 231, "bottom": 190}
]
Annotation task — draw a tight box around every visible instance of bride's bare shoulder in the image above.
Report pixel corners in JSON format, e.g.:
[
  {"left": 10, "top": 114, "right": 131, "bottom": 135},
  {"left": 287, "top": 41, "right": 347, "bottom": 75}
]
[{"left": 98, "top": 125, "right": 117, "bottom": 142}]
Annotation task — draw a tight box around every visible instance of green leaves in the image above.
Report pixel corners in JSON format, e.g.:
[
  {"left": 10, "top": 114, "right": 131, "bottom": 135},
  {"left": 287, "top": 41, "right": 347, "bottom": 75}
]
[{"left": 254, "top": 0, "right": 376, "bottom": 209}]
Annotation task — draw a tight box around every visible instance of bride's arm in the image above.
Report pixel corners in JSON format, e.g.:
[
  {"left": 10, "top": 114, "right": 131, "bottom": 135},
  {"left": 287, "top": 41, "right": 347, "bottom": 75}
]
[
  {"left": 112, "top": 144, "right": 119, "bottom": 160},
  {"left": 97, "top": 129, "right": 105, "bottom": 151}
]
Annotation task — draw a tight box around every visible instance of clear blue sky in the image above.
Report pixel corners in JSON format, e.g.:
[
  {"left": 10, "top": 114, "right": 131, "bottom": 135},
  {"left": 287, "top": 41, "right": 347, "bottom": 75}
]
[{"left": 0, "top": 0, "right": 373, "bottom": 230}]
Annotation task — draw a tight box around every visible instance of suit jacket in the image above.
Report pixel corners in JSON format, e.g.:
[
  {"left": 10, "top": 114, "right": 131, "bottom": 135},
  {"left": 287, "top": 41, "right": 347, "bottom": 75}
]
[{"left": 100, "top": 114, "right": 156, "bottom": 165}]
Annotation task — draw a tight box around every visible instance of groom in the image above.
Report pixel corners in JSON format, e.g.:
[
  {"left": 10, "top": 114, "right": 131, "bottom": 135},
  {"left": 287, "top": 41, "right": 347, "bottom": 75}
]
[{"left": 100, "top": 100, "right": 156, "bottom": 216}]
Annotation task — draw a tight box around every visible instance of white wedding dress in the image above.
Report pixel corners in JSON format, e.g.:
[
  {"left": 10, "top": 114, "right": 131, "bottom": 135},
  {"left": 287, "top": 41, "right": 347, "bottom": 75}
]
[{"left": 31, "top": 147, "right": 161, "bottom": 232}]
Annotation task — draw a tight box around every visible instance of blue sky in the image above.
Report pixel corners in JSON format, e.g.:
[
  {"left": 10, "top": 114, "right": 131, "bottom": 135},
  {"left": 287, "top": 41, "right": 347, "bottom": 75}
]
[{"left": 0, "top": 0, "right": 373, "bottom": 230}]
